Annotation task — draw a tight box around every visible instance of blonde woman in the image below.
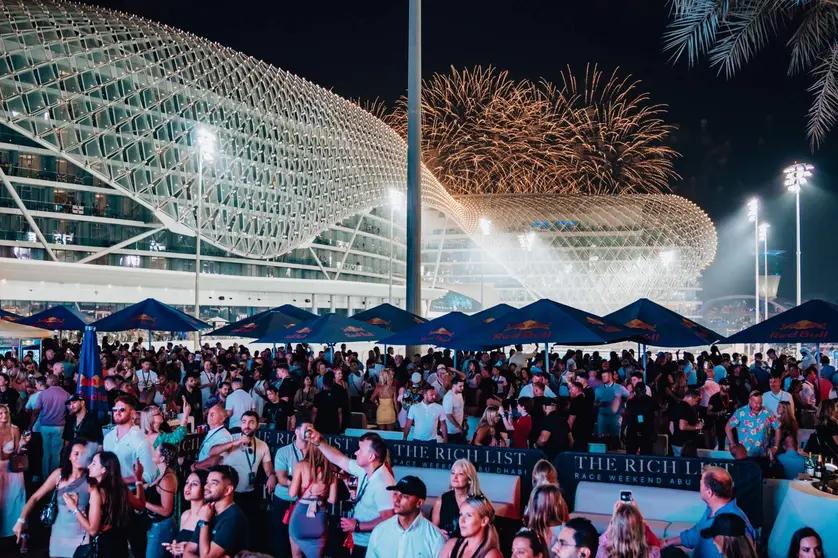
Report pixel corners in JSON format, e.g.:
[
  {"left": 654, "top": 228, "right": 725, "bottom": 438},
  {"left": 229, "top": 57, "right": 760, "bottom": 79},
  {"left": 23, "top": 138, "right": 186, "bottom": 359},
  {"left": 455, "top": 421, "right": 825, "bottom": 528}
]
[
  {"left": 287, "top": 445, "right": 338, "bottom": 558},
  {"left": 596, "top": 502, "right": 660, "bottom": 558},
  {"left": 0, "top": 403, "right": 27, "bottom": 541},
  {"left": 432, "top": 458, "right": 484, "bottom": 536},
  {"left": 139, "top": 398, "right": 191, "bottom": 449},
  {"left": 371, "top": 369, "right": 397, "bottom": 431},
  {"left": 438, "top": 495, "right": 503, "bottom": 558},
  {"left": 526, "top": 484, "right": 568, "bottom": 547},
  {"left": 471, "top": 407, "right": 506, "bottom": 447}
]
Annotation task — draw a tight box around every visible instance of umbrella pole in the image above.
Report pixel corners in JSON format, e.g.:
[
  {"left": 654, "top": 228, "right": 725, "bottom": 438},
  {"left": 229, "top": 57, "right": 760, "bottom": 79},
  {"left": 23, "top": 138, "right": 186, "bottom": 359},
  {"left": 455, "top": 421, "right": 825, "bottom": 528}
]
[
  {"left": 272, "top": 343, "right": 277, "bottom": 358},
  {"left": 544, "top": 342, "right": 549, "bottom": 372},
  {"left": 642, "top": 344, "right": 647, "bottom": 382},
  {"left": 148, "top": 330, "right": 152, "bottom": 351},
  {"left": 454, "top": 351, "right": 458, "bottom": 373},
  {"left": 817, "top": 343, "right": 821, "bottom": 385}
]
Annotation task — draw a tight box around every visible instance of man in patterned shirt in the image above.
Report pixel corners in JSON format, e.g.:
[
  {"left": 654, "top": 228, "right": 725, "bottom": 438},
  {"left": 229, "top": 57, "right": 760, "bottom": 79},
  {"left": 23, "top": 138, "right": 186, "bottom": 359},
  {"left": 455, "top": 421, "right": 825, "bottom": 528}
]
[{"left": 725, "top": 390, "right": 779, "bottom": 458}]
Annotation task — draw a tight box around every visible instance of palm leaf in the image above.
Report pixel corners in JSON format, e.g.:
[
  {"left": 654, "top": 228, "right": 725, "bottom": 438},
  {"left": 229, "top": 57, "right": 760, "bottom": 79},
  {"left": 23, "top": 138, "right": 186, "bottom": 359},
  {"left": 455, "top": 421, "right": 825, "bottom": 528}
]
[
  {"left": 807, "top": 43, "right": 838, "bottom": 148},
  {"left": 787, "top": 2, "right": 838, "bottom": 74},
  {"left": 663, "top": 0, "right": 731, "bottom": 65},
  {"left": 709, "top": 0, "right": 794, "bottom": 78}
]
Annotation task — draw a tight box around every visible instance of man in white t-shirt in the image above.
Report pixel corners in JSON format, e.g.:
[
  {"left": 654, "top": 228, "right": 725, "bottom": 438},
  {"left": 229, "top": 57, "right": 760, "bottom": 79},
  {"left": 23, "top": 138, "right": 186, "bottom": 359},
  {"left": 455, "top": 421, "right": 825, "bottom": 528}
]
[
  {"left": 443, "top": 376, "right": 468, "bottom": 444},
  {"left": 225, "top": 377, "right": 255, "bottom": 432},
  {"left": 763, "top": 374, "right": 794, "bottom": 417},
  {"left": 700, "top": 368, "right": 721, "bottom": 408},
  {"left": 135, "top": 358, "right": 158, "bottom": 393},
  {"left": 306, "top": 428, "right": 395, "bottom": 557},
  {"left": 404, "top": 385, "right": 448, "bottom": 442},
  {"left": 199, "top": 359, "right": 216, "bottom": 403}
]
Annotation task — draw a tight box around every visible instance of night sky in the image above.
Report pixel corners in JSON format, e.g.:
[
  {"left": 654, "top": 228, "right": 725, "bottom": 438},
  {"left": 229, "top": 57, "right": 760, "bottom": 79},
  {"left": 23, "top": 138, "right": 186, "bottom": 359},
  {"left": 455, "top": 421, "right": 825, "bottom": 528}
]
[{"left": 93, "top": 0, "right": 838, "bottom": 303}]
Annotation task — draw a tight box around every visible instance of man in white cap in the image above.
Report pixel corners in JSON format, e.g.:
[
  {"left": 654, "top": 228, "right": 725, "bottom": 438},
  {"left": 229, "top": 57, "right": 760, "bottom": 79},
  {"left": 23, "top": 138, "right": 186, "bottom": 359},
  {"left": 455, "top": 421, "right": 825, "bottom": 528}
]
[
  {"left": 397, "top": 372, "right": 424, "bottom": 428},
  {"left": 428, "top": 364, "right": 449, "bottom": 403}
]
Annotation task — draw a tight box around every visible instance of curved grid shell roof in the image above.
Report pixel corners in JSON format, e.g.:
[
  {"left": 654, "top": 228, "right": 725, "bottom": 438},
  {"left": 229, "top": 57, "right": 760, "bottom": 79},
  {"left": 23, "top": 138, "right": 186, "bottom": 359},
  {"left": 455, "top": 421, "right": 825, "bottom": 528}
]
[{"left": 0, "top": 0, "right": 477, "bottom": 258}]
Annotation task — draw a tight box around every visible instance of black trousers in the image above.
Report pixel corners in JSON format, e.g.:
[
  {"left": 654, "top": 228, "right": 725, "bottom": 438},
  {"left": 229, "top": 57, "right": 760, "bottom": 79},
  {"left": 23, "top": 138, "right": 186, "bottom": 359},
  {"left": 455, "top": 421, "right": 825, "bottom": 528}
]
[
  {"left": 351, "top": 545, "right": 368, "bottom": 558},
  {"left": 625, "top": 428, "right": 654, "bottom": 455},
  {"left": 448, "top": 433, "right": 467, "bottom": 445},
  {"left": 269, "top": 496, "right": 293, "bottom": 558},
  {"left": 235, "top": 490, "right": 263, "bottom": 550},
  {"left": 126, "top": 511, "right": 148, "bottom": 558}
]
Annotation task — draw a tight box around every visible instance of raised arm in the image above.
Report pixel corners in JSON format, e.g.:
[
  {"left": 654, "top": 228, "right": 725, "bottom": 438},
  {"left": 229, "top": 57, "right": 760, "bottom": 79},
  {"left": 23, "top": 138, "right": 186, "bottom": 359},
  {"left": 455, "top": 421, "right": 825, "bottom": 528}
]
[{"left": 306, "top": 429, "right": 350, "bottom": 471}]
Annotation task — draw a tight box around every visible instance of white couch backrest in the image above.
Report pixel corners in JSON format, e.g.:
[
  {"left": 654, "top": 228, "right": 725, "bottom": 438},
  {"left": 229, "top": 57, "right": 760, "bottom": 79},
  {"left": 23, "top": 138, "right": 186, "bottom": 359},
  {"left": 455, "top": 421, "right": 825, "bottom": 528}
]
[
  {"left": 344, "top": 428, "right": 405, "bottom": 440},
  {"left": 573, "top": 481, "right": 705, "bottom": 524},
  {"left": 393, "top": 465, "right": 521, "bottom": 517}
]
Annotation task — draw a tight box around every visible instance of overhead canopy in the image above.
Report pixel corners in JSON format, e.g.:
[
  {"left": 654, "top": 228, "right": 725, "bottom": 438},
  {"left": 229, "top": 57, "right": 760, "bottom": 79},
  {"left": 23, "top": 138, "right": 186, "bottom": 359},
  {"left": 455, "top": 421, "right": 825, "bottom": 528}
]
[
  {"left": 471, "top": 303, "right": 517, "bottom": 325},
  {"left": 91, "top": 298, "right": 210, "bottom": 332},
  {"left": 207, "top": 310, "right": 299, "bottom": 338},
  {"left": 253, "top": 313, "right": 391, "bottom": 344},
  {"left": 0, "top": 320, "right": 53, "bottom": 339},
  {"left": 455, "top": 299, "right": 635, "bottom": 348},
  {"left": 0, "top": 309, "right": 23, "bottom": 322},
  {"left": 378, "top": 312, "right": 479, "bottom": 348},
  {"left": 271, "top": 304, "right": 317, "bottom": 321},
  {"left": 605, "top": 298, "right": 726, "bottom": 347},
  {"left": 351, "top": 303, "right": 427, "bottom": 333},
  {"left": 726, "top": 299, "right": 838, "bottom": 344},
  {"left": 20, "top": 305, "right": 89, "bottom": 331}
]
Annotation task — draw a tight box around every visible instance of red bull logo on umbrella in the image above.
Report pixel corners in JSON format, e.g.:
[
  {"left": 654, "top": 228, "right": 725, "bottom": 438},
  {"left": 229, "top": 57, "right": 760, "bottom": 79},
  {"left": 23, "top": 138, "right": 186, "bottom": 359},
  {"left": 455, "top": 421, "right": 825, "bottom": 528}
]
[
  {"left": 681, "top": 318, "right": 709, "bottom": 338},
  {"left": 422, "top": 327, "right": 455, "bottom": 342},
  {"left": 36, "top": 316, "right": 65, "bottom": 327},
  {"left": 585, "top": 316, "right": 622, "bottom": 333},
  {"left": 287, "top": 326, "right": 312, "bottom": 340},
  {"left": 342, "top": 325, "right": 375, "bottom": 338},
  {"left": 130, "top": 314, "right": 156, "bottom": 326},
  {"left": 493, "top": 320, "right": 552, "bottom": 341},
  {"left": 365, "top": 318, "right": 392, "bottom": 330},
  {"left": 232, "top": 322, "right": 260, "bottom": 333},
  {"left": 483, "top": 317, "right": 496, "bottom": 323},
  {"left": 1, "top": 315, "right": 21, "bottom": 322},
  {"left": 624, "top": 318, "right": 659, "bottom": 341},
  {"left": 770, "top": 320, "right": 829, "bottom": 340}
]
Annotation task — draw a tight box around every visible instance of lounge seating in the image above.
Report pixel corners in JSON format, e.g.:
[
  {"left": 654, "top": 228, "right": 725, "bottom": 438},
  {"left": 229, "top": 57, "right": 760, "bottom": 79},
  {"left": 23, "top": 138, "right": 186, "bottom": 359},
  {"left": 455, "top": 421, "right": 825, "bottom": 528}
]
[{"left": 569, "top": 481, "right": 705, "bottom": 539}]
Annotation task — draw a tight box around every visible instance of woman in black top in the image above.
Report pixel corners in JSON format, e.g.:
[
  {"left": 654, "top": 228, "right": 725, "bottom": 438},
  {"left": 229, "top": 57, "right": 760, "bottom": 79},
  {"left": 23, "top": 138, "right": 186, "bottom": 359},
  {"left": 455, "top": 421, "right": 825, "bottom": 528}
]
[
  {"left": 144, "top": 443, "right": 179, "bottom": 558},
  {"left": 432, "top": 459, "right": 485, "bottom": 537},
  {"left": 813, "top": 399, "right": 838, "bottom": 458},
  {"left": 164, "top": 470, "right": 208, "bottom": 557},
  {"left": 262, "top": 384, "right": 287, "bottom": 430}
]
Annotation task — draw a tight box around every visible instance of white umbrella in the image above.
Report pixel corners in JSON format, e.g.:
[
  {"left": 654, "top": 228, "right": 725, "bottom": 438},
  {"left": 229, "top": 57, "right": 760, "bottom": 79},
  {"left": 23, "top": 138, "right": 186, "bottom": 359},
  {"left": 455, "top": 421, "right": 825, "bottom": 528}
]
[{"left": 0, "top": 320, "right": 53, "bottom": 339}]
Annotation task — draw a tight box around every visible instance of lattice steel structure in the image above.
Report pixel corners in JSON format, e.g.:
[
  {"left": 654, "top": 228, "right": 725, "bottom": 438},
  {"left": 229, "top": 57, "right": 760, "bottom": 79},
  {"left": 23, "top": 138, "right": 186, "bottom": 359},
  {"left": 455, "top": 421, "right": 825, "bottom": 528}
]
[
  {"left": 0, "top": 0, "right": 477, "bottom": 259},
  {"left": 0, "top": 0, "right": 717, "bottom": 317}
]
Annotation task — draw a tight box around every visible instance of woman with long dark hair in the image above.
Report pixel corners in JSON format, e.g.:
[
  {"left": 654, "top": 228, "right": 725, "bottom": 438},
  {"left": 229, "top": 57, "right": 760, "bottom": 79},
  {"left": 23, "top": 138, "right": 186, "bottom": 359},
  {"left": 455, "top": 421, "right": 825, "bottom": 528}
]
[
  {"left": 62, "top": 451, "right": 145, "bottom": 555},
  {"left": 143, "top": 443, "right": 179, "bottom": 558},
  {"left": 162, "top": 470, "right": 208, "bottom": 558},
  {"left": 14, "top": 439, "right": 96, "bottom": 556},
  {"left": 287, "top": 445, "right": 338, "bottom": 557},
  {"left": 788, "top": 527, "right": 824, "bottom": 558}
]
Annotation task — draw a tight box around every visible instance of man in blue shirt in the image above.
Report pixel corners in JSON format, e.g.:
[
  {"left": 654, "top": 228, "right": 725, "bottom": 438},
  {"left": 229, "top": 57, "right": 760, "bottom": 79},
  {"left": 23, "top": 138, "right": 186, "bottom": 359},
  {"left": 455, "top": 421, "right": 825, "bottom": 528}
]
[
  {"left": 661, "top": 466, "right": 755, "bottom": 558},
  {"left": 821, "top": 355, "right": 837, "bottom": 383}
]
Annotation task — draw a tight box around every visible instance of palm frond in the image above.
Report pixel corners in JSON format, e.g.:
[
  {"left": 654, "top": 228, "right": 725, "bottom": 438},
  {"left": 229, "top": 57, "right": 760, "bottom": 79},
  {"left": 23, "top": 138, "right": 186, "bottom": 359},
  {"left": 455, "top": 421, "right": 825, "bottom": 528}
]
[
  {"left": 787, "top": 2, "right": 838, "bottom": 74},
  {"left": 807, "top": 43, "right": 838, "bottom": 149},
  {"left": 709, "top": 0, "right": 794, "bottom": 78},
  {"left": 663, "top": 0, "right": 730, "bottom": 66}
]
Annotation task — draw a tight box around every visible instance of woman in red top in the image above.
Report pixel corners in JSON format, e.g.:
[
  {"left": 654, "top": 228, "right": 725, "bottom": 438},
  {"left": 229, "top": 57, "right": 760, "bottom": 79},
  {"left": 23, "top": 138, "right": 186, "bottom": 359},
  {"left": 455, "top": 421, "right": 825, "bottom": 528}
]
[{"left": 502, "top": 397, "right": 533, "bottom": 449}]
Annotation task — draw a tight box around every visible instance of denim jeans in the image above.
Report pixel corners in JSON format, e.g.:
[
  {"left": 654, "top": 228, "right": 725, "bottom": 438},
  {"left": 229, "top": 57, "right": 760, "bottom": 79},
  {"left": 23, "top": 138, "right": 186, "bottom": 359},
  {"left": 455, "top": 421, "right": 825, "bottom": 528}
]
[
  {"left": 146, "top": 517, "right": 176, "bottom": 558},
  {"left": 40, "top": 425, "right": 63, "bottom": 479}
]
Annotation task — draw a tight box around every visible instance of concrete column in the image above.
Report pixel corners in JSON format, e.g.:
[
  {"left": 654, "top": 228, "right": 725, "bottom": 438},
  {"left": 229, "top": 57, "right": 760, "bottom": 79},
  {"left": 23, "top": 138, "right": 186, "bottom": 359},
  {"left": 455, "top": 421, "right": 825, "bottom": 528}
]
[
  {"left": 311, "top": 294, "right": 317, "bottom": 315},
  {"left": 329, "top": 295, "right": 336, "bottom": 313}
]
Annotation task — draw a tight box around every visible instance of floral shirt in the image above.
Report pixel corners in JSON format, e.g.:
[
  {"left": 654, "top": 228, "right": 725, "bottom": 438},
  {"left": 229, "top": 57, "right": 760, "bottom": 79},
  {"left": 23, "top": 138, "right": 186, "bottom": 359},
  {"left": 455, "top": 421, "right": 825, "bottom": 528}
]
[{"left": 728, "top": 405, "right": 778, "bottom": 457}]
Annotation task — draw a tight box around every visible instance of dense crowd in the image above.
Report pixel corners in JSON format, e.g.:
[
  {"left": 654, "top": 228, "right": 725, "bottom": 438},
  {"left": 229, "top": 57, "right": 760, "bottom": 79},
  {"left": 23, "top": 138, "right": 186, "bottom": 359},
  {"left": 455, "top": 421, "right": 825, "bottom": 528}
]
[{"left": 0, "top": 336, "right": 832, "bottom": 558}]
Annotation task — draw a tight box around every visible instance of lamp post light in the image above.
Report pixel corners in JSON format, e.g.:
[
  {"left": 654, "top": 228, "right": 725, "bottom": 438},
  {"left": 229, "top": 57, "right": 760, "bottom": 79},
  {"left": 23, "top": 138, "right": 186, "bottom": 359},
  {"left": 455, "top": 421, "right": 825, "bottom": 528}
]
[
  {"left": 479, "top": 218, "right": 492, "bottom": 306},
  {"left": 783, "top": 162, "right": 813, "bottom": 310},
  {"left": 747, "top": 198, "right": 760, "bottom": 327},
  {"left": 388, "top": 189, "right": 404, "bottom": 305},
  {"left": 759, "top": 223, "right": 770, "bottom": 321},
  {"left": 194, "top": 126, "right": 216, "bottom": 349}
]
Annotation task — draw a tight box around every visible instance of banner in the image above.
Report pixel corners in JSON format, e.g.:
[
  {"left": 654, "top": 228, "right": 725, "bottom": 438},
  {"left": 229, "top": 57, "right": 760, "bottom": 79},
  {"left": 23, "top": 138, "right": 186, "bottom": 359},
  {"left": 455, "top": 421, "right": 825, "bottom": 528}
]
[
  {"left": 554, "top": 452, "right": 764, "bottom": 526},
  {"left": 178, "top": 430, "right": 546, "bottom": 501}
]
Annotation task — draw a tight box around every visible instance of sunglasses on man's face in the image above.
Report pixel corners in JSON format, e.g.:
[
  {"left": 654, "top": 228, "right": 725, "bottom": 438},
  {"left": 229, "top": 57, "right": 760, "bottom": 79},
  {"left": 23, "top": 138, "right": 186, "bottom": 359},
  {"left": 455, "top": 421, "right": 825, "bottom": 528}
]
[{"left": 112, "top": 407, "right": 127, "bottom": 413}]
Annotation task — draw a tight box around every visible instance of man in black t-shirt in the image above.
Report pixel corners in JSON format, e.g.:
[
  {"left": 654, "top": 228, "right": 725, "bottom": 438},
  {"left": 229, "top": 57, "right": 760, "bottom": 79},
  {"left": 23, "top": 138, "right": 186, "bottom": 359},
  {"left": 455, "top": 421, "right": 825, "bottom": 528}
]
[
  {"left": 624, "top": 382, "right": 657, "bottom": 455},
  {"left": 535, "top": 399, "right": 571, "bottom": 460},
  {"left": 312, "top": 372, "right": 342, "bottom": 434},
  {"left": 670, "top": 389, "right": 702, "bottom": 456},
  {"left": 176, "top": 373, "right": 204, "bottom": 426},
  {"left": 274, "top": 365, "right": 296, "bottom": 423},
  {"left": 179, "top": 465, "right": 249, "bottom": 558},
  {"left": 568, "top": 381, "right": 593, "bottom": 451}
]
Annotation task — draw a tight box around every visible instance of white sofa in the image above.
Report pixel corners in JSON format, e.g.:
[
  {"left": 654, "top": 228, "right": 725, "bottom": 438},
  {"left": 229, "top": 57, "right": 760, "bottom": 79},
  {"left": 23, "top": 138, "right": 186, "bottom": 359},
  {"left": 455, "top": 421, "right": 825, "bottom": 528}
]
[
  {"left": 569, "top": 481, "right": 705, "bottom": 539},
  {"left": 392, "top": 465, "right": 521, "bottom": 519}
]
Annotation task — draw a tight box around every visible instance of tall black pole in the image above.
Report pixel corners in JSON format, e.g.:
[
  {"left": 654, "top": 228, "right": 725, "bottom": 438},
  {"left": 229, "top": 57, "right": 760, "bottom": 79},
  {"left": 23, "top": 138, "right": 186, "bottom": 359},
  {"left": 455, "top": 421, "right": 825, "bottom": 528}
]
[{"left": 405, "top": 0, "right": 422, "bottom": 319}]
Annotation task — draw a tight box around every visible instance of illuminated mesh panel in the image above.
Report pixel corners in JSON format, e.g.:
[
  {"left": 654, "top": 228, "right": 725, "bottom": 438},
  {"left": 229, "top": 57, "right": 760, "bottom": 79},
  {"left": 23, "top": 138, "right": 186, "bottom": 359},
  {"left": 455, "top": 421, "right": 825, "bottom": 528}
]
[{"left": 0, "top": 0, "right": 475, "bottom": 258}]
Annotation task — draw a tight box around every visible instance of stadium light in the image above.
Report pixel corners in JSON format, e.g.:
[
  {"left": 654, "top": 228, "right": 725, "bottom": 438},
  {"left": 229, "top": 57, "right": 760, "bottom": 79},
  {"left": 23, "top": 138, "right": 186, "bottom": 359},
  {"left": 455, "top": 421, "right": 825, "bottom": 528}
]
[
  {"left": 746, "top": 198, "right": 760, "bottom": 327},
  {"left": 759, "top": 223, "right": 769, "bottom": 321}
]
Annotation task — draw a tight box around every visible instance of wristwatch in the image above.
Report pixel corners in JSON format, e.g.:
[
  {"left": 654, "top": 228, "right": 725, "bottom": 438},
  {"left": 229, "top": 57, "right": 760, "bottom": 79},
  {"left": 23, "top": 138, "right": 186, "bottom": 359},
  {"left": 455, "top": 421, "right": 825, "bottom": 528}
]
[
  {"left": 354, "top": 520, "right": 362, "bottom": 533},
  {"left": 196, "top": 520, "right": 208, "bottom": 529}
]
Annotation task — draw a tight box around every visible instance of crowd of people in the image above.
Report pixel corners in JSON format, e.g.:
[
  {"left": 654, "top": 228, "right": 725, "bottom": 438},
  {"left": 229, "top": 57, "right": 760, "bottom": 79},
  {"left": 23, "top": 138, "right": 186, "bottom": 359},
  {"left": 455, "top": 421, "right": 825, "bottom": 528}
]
[{"left": 0, "top": 335, "right": 832, "bottom": 557}]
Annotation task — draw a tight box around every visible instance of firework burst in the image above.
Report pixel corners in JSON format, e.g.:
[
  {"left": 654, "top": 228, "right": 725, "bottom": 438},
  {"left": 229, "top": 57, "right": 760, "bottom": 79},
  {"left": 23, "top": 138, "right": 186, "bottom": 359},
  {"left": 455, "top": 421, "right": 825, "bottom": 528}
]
[{"left": 384, "top": 65, "right": 678, "bottom": 195}]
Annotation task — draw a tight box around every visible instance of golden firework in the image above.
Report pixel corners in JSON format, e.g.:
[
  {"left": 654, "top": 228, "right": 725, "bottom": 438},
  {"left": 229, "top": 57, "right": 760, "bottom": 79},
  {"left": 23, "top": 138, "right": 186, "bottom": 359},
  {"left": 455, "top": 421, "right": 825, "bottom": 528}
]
[{"left": 383, "top": 65, "right": 678, "bottom": 195}]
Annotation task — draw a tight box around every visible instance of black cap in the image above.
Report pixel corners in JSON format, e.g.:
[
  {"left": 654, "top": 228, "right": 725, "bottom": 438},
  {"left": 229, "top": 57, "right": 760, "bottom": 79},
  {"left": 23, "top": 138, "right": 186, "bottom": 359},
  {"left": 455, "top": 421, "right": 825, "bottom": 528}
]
[
  {"left": 66, "top": 393, "right": 84, "bottom": 404},
  {"left": 387, "top": 476, "right": 427, "bottom": 499},
  {"left": 718, "top": 378, "right": 730, "bottom": 386},
  {"left": 699, "top": 513, "right": 748, "bottom": 538}
]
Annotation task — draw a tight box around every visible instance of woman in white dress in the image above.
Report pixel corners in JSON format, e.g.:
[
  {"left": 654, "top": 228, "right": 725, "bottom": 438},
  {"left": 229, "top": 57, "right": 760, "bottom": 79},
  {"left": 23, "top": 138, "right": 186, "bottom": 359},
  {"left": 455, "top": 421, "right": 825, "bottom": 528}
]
[{"left": 0, "top": 403, "right": 27, "bottom": 541}]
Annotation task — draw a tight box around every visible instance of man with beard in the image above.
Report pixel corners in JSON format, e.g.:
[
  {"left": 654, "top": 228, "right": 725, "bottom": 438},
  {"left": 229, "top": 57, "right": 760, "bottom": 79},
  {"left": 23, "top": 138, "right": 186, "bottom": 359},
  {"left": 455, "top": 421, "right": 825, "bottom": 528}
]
[
  {"left": 103, "top": 395, "right": 155, "bottom": 556},
  {"left": 62, "top": 393, "right": 103, "bottom": 450},
  {"left": 209, "top": 411, "right": 275, "bottom": 550},
  {"left": 178, "top": 465, "right": 249, "bottom": 558},
  {"left": 176, "top": 373, "right": 204, "bottom": 426},
  {"left": 367, "top": 476, "right": 445, "bottom": 558}
]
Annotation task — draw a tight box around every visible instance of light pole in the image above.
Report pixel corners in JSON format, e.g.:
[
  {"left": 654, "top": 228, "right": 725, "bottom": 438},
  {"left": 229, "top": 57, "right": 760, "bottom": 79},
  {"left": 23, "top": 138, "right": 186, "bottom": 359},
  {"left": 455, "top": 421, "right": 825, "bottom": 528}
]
[
  {"left": 479, "top": 218, "right": 492, "bottom": 306},
  {"left": 759, "top": 223, "right": 770, "bottom": 321},
  {"left": 747, "top": 198, "right": 760, "bottom": 327},
  {"left": 405, "top": 0, "right": 422, "bottom": 318},
  {"left": 194, "top": 126, "right": 216, "bottom": 350},
  {"left": 388, "top": 189, "right": 404, "bottom": 305},
  {"left": 783, "top": 163, "right": 813, "bottom": 309}
]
